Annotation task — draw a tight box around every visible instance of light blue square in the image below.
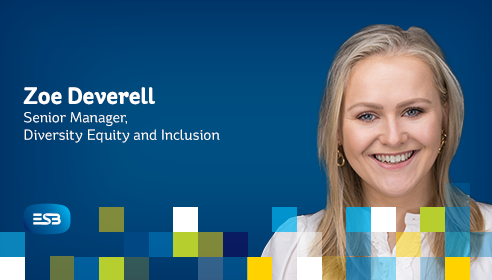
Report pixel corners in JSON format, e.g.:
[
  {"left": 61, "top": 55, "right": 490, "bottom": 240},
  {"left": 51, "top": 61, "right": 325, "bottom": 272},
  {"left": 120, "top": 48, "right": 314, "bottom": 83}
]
[
  {"left": 346, "top": 232, "right": 371, "bottom": 257},
  {"left": 346, "top": 207, "right": 371, "bottom": 232},
  {"left": 272, "top": 207, "right": 297, "bottom": 232},
  {"left": 0, "top": 232, "right": 25, "bottom": 257},
  {"left": 371, "top": 257, "right": 396, "bottom": 280},
  {"left": 420, "top": 257, "right": 444, "bottom": 280},
  {"left": 471, "top": 232, "right": 492, "bottom": 257},
  {"left": 346, "top": 257, "right": 370, "bottom": 280},
  {"left": 445, "top": 207, "right": 470, "bottom": 232},
  {"left": 75, "top": 257, "right": 98, "bottom": 280},
  {"left": 149, "top": 232, "right": 173, "bottom": 257},
  {"left": 445, "top": 183, "right": 470, "bottom": 207},
  {"left": 445, "top": 232, "right": 470, "bottom": 257}
]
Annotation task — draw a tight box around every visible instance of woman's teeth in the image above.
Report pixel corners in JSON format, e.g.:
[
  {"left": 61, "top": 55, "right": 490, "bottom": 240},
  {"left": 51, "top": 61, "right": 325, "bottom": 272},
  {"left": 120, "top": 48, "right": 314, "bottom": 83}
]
[{"left": 374, "top": 151, "right": 414, "bottom": 164}]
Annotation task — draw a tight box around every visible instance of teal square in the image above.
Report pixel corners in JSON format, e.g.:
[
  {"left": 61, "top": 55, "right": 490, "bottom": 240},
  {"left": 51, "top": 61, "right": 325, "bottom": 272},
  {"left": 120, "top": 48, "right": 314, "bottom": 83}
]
[
  {"left": 272, "top": 207, "right": 297, "bottom": 232},
  {"left": 445, "top": 232, "right": 470, "bottom": 257}
]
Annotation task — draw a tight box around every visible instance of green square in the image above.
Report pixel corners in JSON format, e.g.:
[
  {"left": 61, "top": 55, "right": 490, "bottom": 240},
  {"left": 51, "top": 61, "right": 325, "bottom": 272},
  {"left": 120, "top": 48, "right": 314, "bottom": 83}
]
[
  {"left": 99, "top": 207, "right": 124, "bottom": 232},
  {"left": 420, "top": 207, "right": 445, "bottom": 232},
  {"left": 198, "top": 232, "right": 223, "bottom": 257},
  {"left": 50, "top": 256, "right": 74, "bottom": 280},
  {"left": 173, "top": 232, "right": 198, "bottom": 257},
  {"left": 99, "top": 257, "right": 124, "bottom": 280},
  {"left": 124, "top": 257, "right": 149, "bottom": 280}
]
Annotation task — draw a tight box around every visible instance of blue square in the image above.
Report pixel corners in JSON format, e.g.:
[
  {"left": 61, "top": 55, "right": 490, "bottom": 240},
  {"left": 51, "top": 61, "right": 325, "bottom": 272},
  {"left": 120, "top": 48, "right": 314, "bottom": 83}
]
[
  {"left": 150, "top": 257, "right": 198, "bottom": 280},
  {"left": 0, "top": 232, "right": 25, "bottom": 257},
  {"left": 149, "top": 232, "right": 173, "bottom": 257},
  {"left": 371, "top": 257, "right": 395, "bottom": 280},
  {"left": 224, "top": 257, "right": 246, "bottom": 280},
  {"left": 445, "top": 207, "right": 470, "bottom": 232},
  {"left": 346, "top": 257, "right": 370, "bottom": 280},
  {"left": 272, "top": 207, "right": 297, "bottom": 232},
  {"left": 471, "top": 232, "right": 492, "bottom": 257},
  {"left": 445, "top": 183, "right": 470, "bottom": 207},
  {"left": 346, "top": 232, "right": 371, "bottom": 257},
  {"left": 199, "top": 257, "right": 223, "bottom": 280},
  {"left": 445, "top": 232, "right": 470, "bottom": 257},
  {"left": 75, "top": 257, "right": 98, "bottom": 280},
  {"left": 125, "top": 232, "right": 149, "bottom": 257},
  {"left": 223, "top": 232, "right": 248, "bottom": 257},
  {"left": 420, "top": 257, "right": 444, "bottom": 280},
  {"left": 346, "top": 207, "right": 371, "bottom": 232}
]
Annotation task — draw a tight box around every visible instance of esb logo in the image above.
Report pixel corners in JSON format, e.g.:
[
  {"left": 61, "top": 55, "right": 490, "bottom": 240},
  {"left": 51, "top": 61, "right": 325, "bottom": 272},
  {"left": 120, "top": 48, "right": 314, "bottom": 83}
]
[{"left": 24, "top": 204, "right": 70, "bottom": 234}]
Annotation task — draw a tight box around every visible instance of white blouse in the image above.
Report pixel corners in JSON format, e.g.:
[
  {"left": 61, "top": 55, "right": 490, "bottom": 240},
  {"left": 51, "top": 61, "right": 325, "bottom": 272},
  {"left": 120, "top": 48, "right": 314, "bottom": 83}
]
[{"left": 261, "top": 202, "right": 492, "bottom": 280}]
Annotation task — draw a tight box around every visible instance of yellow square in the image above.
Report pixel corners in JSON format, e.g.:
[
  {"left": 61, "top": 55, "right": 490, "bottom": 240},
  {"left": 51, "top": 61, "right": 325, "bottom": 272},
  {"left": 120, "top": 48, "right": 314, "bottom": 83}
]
[
  {"left": 396, "top": 232, "right": 421, "bottom": 257},
  {"left": 247, "top": 257, "right": 272, "bottom": 280},
  {"left": 445, "top": 257, "right": 470, "bottom": 280}
]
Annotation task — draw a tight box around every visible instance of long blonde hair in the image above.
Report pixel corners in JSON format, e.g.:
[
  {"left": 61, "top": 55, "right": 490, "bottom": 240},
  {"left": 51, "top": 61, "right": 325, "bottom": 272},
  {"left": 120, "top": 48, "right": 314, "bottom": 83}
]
[{"left": 317, "top": 24, "right": 484, "bottom": 279}]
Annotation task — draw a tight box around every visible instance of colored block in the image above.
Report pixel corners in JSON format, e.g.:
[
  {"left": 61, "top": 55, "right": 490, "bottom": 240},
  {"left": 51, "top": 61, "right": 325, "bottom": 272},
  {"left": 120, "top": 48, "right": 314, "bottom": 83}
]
[
  {"left": 445, "top": 183, "right": 471, "bottom": 206},
  {"left": 149, "top": 232, "right": 173, "bottom": 257},
  {"left": 445, "top": 257, "right": 470, "bottom": 280},
  {"left": 346, "top": 207, "right": 371, "bottom": 232},
  {"left": 50, "top": 256, "right": 74, "bottom": 280},
  {"left": 346, "top": 257, "right": 370, "bottom": 280},
  {"left": 446, "top": 232, "right": 470, "bottom": 257},
  {"left": 0, "top": 257, "right": 25, "bottom": 280},
  {"left": 0, "top": 232, "right": 25, "bottom": 257},
  {"left": 420, "top": 257, "right": 444, "bottom": 280},
  {"left": 223, "top": 232, "right": 248, "bottom": 257},
  {"left": 346, "top": 232, "right": 371, "bottom": 257},
  {"left": 149, "top": 257, "right": 197, "bottom": 280},
  {"left": 471, "top": 232, "right": 492, "bottom": 257},
  {"left": 75, "top": 257, "right": 98, "bottom": 280},
  {"left": 99, "top": 257, "right": 124, "bottom": 280},
  {"left": 371, "top": 257, "right": 396, "bottom": 280},
  {"left": 445, "top": 207, "right": 470, "bottom": 232},
  {"left": 125, "top": 257, "right": 149, "bottom": 280},
  {"left": 199, "top": 257, "right": 223, "bottom": 280},
  {"left": 224, "top": 257, "right": 247, "bottom": 280},
  {"left": 99, "top": 207, "right": 124, "bottom": 232},
  {"left": 125, "top": 232, "right": 149, "bottom": 257},
  {"left": 420, "top": 207, "right": 445, "bottom": 232},
  {"left": 297, "top": 257, "right": 322, "bottom": 280},
  {"left": 199, "top": 232, "right": 223, "bottom": 257},
  {"left": 272, "top": 207, "right": 297, "bottom": 232},
  {"left": 371, "top": 207, "right": 396, "bottom": 232},
  {"left": 173, "top": 207, "right": 198, "bottom": 232},
  {"left": 247, "top": 257, "right": 272, "bottom": 280},
  {"left": 173, "top": 232, "right": 199, "bottom": 257},
  {"left": 396, "top": 232, "right": 421, "bottom": 257}
]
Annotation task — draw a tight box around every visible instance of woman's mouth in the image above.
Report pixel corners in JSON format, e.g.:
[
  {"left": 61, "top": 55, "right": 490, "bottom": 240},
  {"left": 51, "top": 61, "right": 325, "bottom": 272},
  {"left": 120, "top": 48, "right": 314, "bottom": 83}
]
[{"left": 372, "top": 150, "right": 415, "bottom": 164}]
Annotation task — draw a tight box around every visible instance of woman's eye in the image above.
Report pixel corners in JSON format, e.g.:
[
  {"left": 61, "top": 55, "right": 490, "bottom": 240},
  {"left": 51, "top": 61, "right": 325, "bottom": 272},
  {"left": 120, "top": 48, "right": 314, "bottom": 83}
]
[
  {"left": 357, "top": 113, "right": 376, "bottom": 122},
  {"left": 404, "top": 108, "right": 423, "bottom": 118}
]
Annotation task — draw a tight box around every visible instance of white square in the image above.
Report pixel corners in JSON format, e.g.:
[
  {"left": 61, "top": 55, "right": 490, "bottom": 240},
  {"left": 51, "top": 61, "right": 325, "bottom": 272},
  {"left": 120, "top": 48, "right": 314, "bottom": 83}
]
[
  {"left": 0, "top": 257, "right": 25, "bottom": 280},
  {"left": 297, "top": 257, "right": 322, "bottom": 280},
  {"left": 371, "top": 207, "right": 396, "bottom": 232},
  {"left": 173, "top": 207, "right": 198, "bottom": 232}
]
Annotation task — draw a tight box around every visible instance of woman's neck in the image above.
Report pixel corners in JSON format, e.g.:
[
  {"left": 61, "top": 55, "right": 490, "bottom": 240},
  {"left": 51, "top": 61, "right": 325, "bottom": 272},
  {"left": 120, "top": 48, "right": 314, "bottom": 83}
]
[{"left": 361, "top": 171, "right": 436, "bottom": 232}]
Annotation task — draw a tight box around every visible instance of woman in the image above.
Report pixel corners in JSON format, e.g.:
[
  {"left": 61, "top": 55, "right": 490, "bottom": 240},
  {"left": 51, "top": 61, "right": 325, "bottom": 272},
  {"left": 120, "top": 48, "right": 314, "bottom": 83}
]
[{"left": 262, "top": 24, "right": 492, "bottom": 280}]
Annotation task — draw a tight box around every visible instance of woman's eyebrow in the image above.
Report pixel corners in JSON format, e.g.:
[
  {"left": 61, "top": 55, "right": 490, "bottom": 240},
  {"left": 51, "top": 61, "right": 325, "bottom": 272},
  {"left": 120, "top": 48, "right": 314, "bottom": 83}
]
[{"left": 347, "top": 98, "right": 432, "bottom": 111}]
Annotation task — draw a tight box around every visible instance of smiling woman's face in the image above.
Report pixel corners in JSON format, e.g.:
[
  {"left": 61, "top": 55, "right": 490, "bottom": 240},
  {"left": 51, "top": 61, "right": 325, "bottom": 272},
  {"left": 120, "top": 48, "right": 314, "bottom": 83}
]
[{"left": 341, "top": 55, "right": 445, "bottom": 198}]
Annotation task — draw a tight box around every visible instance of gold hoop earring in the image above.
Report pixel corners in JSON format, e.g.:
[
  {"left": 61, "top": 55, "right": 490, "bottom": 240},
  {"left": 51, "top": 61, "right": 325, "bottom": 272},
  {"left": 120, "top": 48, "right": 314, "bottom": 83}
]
[
  {"left": 337, "top": 145, "right": 345, "bottom": 167},
  {"left": 438, "top": 129, "right": 447, "bottom": 155}
]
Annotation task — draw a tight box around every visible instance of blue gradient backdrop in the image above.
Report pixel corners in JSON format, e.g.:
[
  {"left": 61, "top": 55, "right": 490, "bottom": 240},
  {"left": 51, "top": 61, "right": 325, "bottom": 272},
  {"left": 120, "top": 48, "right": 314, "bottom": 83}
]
[{"left": 1, "top": 0, "right": 491, "bottom": 279}]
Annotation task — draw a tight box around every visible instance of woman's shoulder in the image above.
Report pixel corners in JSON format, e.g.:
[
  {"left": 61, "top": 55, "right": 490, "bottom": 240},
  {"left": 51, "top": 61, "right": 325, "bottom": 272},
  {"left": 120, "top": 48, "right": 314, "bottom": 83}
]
[
  {"left": 297, "top": 209, "right": 325, "bottom": 233},
  {"left": 477, "top": 201, "right": 492, "bottom": 231}
]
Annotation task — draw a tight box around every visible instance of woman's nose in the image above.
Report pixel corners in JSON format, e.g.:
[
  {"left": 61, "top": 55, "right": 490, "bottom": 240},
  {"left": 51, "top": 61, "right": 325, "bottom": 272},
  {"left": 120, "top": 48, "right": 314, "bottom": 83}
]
[{"left": 380, "top": 120, "right": 407, "bottom": 147}]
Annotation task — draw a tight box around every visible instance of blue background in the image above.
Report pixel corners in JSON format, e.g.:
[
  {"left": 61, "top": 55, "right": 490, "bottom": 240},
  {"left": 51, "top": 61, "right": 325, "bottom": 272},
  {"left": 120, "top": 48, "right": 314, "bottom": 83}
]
[{"left": 0, "top": 0, "right": 491, "bottom": 279}]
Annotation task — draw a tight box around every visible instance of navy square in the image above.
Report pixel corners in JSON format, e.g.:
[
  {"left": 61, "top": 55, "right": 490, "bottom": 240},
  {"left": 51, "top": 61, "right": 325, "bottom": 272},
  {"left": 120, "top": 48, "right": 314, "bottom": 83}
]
[
  {"left": 223, "top": 232, "right": 248, "bottom": 257},
  {"left": 125, "top": 232, "right": 149, "bottom": 257},
  {"left": 150, "top": 257, "right": 198, "bottom": 280}
]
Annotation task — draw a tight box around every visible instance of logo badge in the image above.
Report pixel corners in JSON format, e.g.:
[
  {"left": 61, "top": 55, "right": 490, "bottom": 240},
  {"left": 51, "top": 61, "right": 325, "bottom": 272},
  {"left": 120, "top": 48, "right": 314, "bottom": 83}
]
[{"left": 24, "top": 204, "right": 71, "bottom": 234}]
